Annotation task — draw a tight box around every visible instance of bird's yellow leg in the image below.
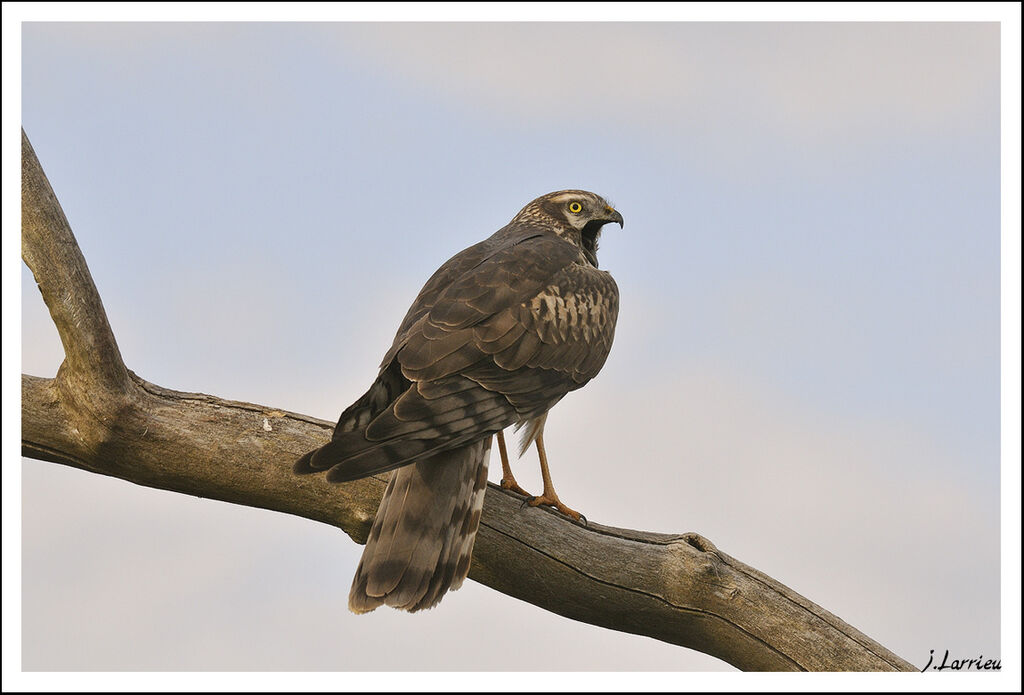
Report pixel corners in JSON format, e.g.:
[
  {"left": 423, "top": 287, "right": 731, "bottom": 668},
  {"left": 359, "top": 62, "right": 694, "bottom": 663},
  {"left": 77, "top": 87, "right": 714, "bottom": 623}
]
[
  {"left": 497, "top": 430, "right": 531, "bottom": 497},
  {"left": 527, "top": 433, "right": 583, "bottom": 522}
]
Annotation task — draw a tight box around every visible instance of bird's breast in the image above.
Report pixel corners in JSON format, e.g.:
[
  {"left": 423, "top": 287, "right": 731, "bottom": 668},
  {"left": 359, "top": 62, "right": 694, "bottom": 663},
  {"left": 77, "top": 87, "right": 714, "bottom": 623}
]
[{"left": 524, "top": 276, "right": 618, "bottom": 346}]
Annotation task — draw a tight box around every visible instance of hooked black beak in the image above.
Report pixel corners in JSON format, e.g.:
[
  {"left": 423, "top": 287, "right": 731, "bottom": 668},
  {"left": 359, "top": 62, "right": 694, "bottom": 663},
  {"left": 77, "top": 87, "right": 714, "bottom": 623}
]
[{"left": 604, "top": 206, "right": 624, "bottom": 228}]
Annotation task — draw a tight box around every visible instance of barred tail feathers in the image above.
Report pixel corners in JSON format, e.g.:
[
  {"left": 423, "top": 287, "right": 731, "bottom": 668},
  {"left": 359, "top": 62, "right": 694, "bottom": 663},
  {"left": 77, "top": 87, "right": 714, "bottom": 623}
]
[{"left": 348, "top": 436, "right": 491, "bottom": 613}]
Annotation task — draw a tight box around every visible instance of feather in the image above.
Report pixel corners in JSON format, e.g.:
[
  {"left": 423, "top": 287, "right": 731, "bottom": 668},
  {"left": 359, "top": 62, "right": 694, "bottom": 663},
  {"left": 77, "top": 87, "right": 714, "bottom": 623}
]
[
  {"left": 349, "top": 437, "right": 491, "bottom": 613},
  {"left": 515, "top": 411, "right": 548, "bottom": 457}
]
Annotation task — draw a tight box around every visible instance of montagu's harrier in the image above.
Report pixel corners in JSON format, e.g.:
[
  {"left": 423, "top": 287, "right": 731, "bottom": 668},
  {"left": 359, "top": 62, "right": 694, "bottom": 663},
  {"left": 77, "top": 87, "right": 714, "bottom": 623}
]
[{"left": 296, "top": 190, "right": 623, "bottom": 613}]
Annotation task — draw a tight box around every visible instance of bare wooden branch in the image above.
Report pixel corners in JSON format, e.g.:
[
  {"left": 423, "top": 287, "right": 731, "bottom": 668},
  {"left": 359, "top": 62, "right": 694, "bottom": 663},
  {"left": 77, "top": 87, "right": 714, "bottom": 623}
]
[
  {"left": 19, "top": 129, "right": 917, "bottom": 672},
  {"left": 22, "top": 129, "right": 130, "bottom": 399}
]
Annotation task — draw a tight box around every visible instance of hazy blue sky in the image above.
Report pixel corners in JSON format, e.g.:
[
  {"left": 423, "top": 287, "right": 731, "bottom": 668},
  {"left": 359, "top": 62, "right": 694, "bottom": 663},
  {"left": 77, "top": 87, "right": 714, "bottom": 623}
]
[{"left": 10, "top": 15, "right": 1013, "bottom": 682}]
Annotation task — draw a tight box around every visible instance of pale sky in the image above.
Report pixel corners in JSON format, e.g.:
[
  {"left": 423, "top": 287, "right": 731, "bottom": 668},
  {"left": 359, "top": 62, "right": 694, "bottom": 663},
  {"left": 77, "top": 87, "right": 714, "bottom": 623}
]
[{"left": 9, "top": 12, "right": 1015, "bottom": 682}]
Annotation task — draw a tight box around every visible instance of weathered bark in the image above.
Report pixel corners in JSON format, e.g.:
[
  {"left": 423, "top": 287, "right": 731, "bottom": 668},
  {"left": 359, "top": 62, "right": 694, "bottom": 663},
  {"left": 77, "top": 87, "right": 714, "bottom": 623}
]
[{"left": 20, "top": 129, "right": 916, "bottom": 672}]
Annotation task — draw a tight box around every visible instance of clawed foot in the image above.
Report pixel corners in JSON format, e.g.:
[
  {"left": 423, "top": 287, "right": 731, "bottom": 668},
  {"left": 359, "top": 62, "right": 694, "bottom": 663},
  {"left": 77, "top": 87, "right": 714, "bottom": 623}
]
[
  {"left": 496, "top": 430, "right": 587, "bottom": 524},
  {"left": 527, "top": 494, "right": 586, "bottom": 524},
  {"left": 500, "top": 477, "right": 532, "bottom": 498}
]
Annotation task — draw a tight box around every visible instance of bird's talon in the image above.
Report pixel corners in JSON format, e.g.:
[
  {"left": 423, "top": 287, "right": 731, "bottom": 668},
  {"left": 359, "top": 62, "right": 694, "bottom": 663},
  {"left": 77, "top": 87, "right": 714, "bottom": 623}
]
[
  {"left": 500, "top": 478, "right": 532, "bottom": 498},
  {"left": 527, "top": 495, "right": 583, "bottom": 522}
]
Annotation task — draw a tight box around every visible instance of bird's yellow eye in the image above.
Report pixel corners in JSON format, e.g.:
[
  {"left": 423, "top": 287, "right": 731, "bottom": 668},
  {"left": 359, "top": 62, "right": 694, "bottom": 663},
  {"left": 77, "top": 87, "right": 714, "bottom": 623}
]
[{"left": 568, "top": 202, "right": 583, "bottom": 214}]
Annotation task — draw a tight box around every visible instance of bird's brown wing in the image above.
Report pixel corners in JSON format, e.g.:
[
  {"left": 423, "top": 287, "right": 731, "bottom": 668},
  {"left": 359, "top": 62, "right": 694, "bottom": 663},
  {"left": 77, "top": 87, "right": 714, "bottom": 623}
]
[
  {"left": 463, "top": 262, "right": 619, "bottom": 418},
  {"left": 296, "top": 233, "right": 618, "bottom": 482}
]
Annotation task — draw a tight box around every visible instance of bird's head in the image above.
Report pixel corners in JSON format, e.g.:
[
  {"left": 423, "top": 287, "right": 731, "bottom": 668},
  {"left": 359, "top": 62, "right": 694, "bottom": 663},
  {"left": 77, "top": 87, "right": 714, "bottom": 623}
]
[{"left": 515, "top": 190, "right": 624, "bottom": 268}]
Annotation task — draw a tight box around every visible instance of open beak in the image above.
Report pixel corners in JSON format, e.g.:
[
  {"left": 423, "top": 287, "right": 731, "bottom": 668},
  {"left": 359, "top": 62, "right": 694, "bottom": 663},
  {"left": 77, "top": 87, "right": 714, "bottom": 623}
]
[{"left": 604, "top": 206, "right": 624, "bottom": 228}]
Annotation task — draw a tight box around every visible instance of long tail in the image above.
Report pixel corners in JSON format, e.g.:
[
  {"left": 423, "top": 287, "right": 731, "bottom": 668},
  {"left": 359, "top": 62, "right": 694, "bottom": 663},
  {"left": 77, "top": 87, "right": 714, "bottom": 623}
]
[{"left": 348, "top": 437, "right": 491, "bottom": 613}]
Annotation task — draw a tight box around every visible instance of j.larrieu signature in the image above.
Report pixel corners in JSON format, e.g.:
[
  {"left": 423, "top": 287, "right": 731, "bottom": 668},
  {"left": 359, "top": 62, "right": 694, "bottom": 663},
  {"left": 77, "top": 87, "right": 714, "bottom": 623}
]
[{"left": 922, "top": 649, "right": 1001, "bottom": 672}]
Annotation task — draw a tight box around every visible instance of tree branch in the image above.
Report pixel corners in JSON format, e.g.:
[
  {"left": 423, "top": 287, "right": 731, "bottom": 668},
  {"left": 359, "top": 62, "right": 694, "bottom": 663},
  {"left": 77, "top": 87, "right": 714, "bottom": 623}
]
[
  {"left": 19, "top": 129, "right": 916, "bottom": 672},
  {"left": 22, "top": 129, "right": 130, "bottom": 399}
]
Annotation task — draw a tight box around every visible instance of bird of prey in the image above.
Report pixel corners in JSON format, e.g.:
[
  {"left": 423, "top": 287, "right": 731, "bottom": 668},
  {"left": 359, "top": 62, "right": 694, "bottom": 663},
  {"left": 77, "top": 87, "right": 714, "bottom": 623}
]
[{"left": 295, "top": 190, "right": 623, "bottom": 613}]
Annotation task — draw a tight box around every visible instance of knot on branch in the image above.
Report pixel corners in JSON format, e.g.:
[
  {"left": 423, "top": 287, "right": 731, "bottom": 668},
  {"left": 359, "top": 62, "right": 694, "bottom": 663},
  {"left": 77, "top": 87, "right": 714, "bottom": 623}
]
[
  {"left": 680, "top": 532, "right": 718, "bottom": 553},
  {"left": 661, "top": 533, "right": 739, "bottom": 604}
]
